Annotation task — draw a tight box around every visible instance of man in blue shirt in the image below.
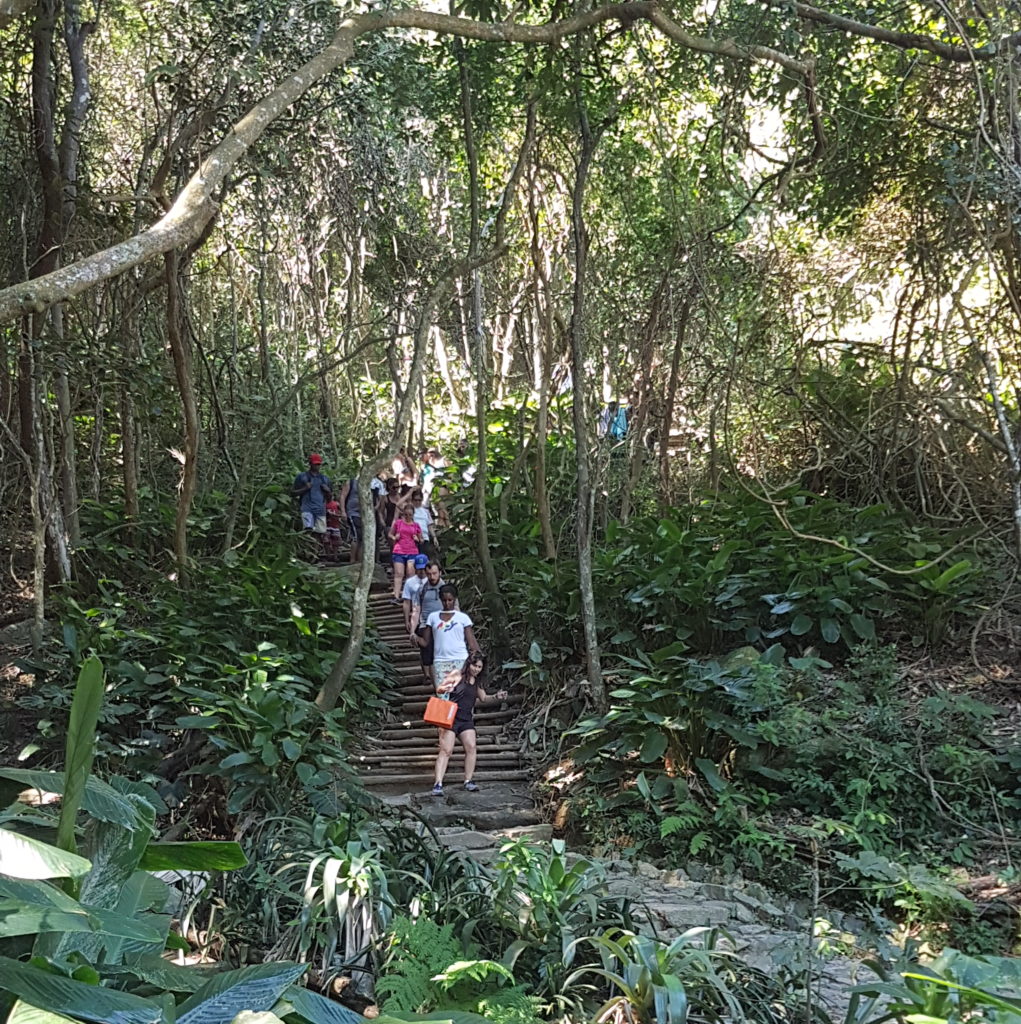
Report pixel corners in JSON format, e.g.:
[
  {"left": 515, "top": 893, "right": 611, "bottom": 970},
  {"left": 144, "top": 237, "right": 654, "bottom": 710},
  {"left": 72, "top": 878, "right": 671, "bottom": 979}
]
[{"left": 292, "top": 454, "right": 333, "bottom": 540}]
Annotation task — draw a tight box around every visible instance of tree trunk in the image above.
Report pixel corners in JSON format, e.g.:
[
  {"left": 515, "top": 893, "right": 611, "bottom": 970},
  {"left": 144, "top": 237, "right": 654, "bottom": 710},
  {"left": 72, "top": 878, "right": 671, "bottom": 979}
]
[
  {"left": 457, "top": 39, "right": 506, "bottom": 638},
  {"left": 659, "top": 290, "right": 694, "bottom": 509},
  {"left": 316, "top": 271, "right": 452, "bottom": 711},
  {"left": 165, "top": 249, "right": 200, "bottom": 580},
  {"left": 568, "top": 80, "right": 605, "bottom": 710},
  {"left": 53, "top": 335, "right": 80, "bottom": 544},
  {"left": 121, "top": 282, "right": 140, "bottom": 520}
]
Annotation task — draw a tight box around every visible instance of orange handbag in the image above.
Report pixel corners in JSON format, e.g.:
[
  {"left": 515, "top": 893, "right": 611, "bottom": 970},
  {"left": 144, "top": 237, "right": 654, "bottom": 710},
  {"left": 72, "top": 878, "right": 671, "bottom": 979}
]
[{"left": 424, "top": 695, "right": 457, "bottom": 728}]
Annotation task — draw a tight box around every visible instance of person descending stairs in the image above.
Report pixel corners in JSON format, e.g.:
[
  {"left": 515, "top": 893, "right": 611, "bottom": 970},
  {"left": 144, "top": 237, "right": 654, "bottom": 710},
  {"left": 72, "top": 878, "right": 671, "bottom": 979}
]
[{"left": 354, "top": 588, "right": 527, "bottom": 791}]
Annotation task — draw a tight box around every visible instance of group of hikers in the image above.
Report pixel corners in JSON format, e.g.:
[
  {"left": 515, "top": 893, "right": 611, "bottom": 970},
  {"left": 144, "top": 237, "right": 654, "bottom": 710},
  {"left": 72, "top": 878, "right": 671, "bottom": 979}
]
[{"left": 291, "top": 451, "right": 505, "bottom": 795}]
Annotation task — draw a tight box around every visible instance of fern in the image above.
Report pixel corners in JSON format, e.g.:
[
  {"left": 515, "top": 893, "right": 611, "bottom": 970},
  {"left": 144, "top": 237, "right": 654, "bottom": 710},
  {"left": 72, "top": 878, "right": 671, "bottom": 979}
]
[
  {"left": 471, "top": 986, "right": 543, "bottom": 1024},
  {"left": 377, "top": 915, "right": 463, "bottom": 1013}
]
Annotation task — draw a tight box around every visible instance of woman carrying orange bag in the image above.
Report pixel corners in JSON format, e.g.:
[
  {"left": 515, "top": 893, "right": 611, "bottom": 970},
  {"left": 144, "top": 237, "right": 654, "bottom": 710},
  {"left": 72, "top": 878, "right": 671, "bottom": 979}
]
[{"left": 431, "top": 651, "right": 506, "bottom": 796}]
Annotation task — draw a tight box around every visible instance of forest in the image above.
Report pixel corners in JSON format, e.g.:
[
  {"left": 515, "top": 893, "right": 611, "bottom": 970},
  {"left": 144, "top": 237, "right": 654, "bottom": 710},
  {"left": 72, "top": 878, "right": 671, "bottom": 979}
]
[{"left": 0, "top": 0, "right": 1020, "bottom": 1020}]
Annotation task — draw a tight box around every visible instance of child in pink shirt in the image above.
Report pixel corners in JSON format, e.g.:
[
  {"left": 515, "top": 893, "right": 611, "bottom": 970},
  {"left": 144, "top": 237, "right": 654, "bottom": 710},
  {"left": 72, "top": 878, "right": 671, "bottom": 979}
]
[{"left": 389, "top": 505, "right": 423, "bottom": 601}]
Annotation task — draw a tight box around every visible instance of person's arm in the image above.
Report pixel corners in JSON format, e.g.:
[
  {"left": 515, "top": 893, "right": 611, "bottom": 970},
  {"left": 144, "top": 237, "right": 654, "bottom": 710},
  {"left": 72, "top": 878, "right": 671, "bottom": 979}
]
[
  {"left": 322, "top": 478, "right": 333, "bottom": 500},
  {"left": 464, "top": 624, "right": 479, "bottom": 654},
  {"left": 477, "top": 685, "right": 509, "bottom": 702},
  {"left": 291, "top": 473, "right": 310, "bottom": 497},
  {"left": 338, "top": 480, "right": 350, "bottom": 516}
]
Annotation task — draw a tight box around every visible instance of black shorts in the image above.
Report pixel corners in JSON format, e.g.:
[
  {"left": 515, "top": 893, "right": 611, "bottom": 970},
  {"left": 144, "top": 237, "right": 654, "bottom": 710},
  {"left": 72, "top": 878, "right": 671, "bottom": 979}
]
[
  {"left": 416, "top": 625, "right": 434, "bottom": 667},
  {"left": 347, "top": 516, "right": 363, "bottom": 542},
  {"left": 453, "top": 716, "right": 475, "bottom": 736}
]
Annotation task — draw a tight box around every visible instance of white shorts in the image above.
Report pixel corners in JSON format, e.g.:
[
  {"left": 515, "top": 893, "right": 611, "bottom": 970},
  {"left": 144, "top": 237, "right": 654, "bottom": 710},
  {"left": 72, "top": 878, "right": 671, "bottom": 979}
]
[{"left": 302, "top": 512, "right": 327, "bottom": 533}]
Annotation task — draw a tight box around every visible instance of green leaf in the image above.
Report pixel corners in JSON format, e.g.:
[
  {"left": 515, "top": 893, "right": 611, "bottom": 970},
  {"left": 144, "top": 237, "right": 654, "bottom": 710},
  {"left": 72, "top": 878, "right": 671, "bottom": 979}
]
[
  {"left": 219, "top": 753, "right": 254, "bottom": 769},
  {"left": 849, "top": 613, "right": 875, "bottom": 640},
  {"left": 819, "top": 617, "right": 840, "bottom": 644},
  {"left": 140, "top": 842, "right": 247, "bottom": 872},
  {"left": 8, "top": 1000, "right": 78, "bottom": 1024},
  {"left": 51, "top": 798, "right": 157, "bottom": 962},
  {"left": 281, "top": 739, "right": 301, "bottom": 761},
  {"left": 102, "top": 955, "right": 217, "bottom": 993},
  {"left": 0, "top": 828, "right": 92, "bottom": 879},
  {"left": 175, "top": 716, "right": 222, "bottom": 730},
  {"left": 932, "top": 559, "right": 972, "bottom": 590},
  {"left": 0, "top": 770, "right": 147, "bottom": 830},
  {"left": 101, "top": 870, "right": 172, "bottom": 964},
  {"left": 0, "top": 956, "right": 163, "bottom": 1024},
  {"left": 57, "top": 657, "right": 104, "bottom": 855},
  {"left": 177, "top": 962, "right": 307, "bottom": 1024},
  {"left": 279, "top": 986, "right": 364, "bottom": 1024},
  {"left": 694, "top": 758, "right": 726, "bottom": 793},
  {"left": 527, "top": 642, "right": 542, "bottom": 664},
  {"left": 0, "top": 874, "right": 163, "bottom": 948},
  {"left": 639, "top": 732, "right": 668, "bottom": 763},
  {"left": 789, "top": 614, "right": 813, "bottom": 636}
]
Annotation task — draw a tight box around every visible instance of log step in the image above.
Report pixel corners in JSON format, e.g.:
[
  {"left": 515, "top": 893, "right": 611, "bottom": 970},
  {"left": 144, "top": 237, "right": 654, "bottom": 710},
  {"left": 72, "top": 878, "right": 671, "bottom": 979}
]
[
  {"left": 361, "top": 769, "right": 530, "bottom": 786},
  {"left": 378, "top": 723, "right": 506, "bottom": 739},
  {"left": 398, "top": 695, "right": 522, "bottom": 714},
  {"left": 358, "top": 755, "right": 522, "bottom": 768},
  {"left": 362, "top": 734, "right": 512, "bottom": 750}
]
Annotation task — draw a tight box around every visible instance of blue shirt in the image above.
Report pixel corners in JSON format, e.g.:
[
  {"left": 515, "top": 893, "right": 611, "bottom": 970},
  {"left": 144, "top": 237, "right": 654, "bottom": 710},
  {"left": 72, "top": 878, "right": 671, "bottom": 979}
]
[{"left": 293, "top": 471, "right": 332, "bottom": 515}]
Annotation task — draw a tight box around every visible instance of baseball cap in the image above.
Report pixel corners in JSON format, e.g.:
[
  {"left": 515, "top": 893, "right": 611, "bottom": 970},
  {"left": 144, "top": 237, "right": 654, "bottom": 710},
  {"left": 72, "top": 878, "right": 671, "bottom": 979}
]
[
  {"left": 309, "top": 453, "right": 323, "bottom": 464},
  {"left": 414, "top": 554, "right": 429, "bottom": 568}
]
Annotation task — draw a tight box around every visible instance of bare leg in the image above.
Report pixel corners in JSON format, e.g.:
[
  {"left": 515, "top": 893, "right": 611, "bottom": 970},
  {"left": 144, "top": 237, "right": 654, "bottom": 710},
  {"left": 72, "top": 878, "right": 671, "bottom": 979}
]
[
  {"left": 460, "top": 729, "right": 477, "bottom": 782},
  {"left": 392, "top": 559, "right": 405, "bottom": 599},
  {"left": 434, "top": 729, "right": 455, "bottom": 786}
]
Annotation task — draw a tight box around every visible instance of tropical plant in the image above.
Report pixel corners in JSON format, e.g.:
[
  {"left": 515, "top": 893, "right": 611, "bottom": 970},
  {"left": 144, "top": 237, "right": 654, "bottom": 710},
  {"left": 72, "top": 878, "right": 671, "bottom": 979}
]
[
  {"left": 0, "top": 658, "right": 363, "bottom": 1024},
  {"left": 565, "top": 927, "right": 805, "bottom": 1024},
  {"left": 848, "top": 947, "right": 1021, "bottom": 1024},
  {"left": 482, "top": 839, "right": 636, "bottom": 1014}
]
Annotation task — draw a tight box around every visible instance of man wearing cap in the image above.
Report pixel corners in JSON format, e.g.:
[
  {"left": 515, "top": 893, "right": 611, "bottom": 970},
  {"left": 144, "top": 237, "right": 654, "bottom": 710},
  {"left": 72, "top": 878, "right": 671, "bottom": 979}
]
[
  {"left": 401, "top": 554, "right": 430, "bottom": 634},
  {"left": 292, "top": 454, "right": 333, "bottom": 542}
]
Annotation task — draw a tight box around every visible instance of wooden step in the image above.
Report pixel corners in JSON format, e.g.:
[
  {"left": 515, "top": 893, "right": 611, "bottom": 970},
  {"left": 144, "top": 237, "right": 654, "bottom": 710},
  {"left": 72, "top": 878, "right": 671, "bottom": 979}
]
[
  {"left": 378, "top": 723, "right": 506, "bottom": 739},
  {"left": 361, "top": 769, "right": 529, "bottom": 786},
  {"left": 398, "top": 695, "right": 522, "bottom": 714},
  {"left": 354, "top": 741, "right": 521, "bottom": 757},
  {"left": 361, "top": 734, "right": 513, "bottom": 751},
  {"left": 356, "top": 749, "right": 522, "bottom": 765}
]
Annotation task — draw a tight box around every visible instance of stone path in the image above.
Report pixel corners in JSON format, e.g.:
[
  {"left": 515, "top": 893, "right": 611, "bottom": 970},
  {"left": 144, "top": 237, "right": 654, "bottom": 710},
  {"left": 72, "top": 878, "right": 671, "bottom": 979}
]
[
  {"left": 353, "top": 588, "right": 532, "bottom": 815},
  {"left": 426, "top": 822, "right": 874, "bottom": 1018}
]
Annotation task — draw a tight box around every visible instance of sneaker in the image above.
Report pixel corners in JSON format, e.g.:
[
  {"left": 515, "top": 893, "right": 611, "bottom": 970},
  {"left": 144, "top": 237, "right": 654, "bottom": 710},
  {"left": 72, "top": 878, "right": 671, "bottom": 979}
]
[
  {"left": 463, "top": 780, "right": 479, "bottom": 792},
  {"left": 431, "top": 782, "right": 444, "bottom": 796}
]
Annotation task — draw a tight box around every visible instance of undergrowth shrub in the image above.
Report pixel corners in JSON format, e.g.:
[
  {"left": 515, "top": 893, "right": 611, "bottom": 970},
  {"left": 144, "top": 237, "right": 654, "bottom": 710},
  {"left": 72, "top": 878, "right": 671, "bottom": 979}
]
[
  {"left": 563, "top": 645, "right": 1017, "bottom": 942},
  {"left": 21, "top": 549, "right": 388, "bottom": 813}
]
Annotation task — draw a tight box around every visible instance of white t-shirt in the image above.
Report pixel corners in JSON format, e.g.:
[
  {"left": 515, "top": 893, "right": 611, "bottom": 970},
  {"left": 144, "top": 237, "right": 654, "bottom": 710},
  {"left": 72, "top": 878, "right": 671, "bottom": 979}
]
[
  {"left": 427, "top": 610, "right": 473, "bottom": 662},
  {"left": 413, "top": 506, "right": 433, "bottom": 539},
  {"left": 402, "top": 574, "right": 425, "bottom": 603},
  {"left": 371, "top": 477, "right": 386, "bottom": 498}
]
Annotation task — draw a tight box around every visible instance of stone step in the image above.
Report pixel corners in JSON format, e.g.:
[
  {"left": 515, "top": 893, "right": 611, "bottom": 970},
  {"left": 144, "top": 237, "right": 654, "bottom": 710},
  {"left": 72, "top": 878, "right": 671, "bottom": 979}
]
[{"left": 361, "top": 769, "right": 530, "bottom": 786}]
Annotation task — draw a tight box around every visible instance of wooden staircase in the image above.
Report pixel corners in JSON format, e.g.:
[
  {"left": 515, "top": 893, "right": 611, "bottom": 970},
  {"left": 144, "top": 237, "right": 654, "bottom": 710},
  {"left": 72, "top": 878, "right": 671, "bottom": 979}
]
[{"left": 355, "top": 589, "right": 529, "bottom": 790}]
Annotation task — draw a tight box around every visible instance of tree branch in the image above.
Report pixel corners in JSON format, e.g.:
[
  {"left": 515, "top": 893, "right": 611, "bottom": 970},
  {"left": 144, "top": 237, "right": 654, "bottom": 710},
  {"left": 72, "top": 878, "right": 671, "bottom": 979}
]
[
  {"left": 0, "top": 2, "right": 811, "bottom": 325},
  {"left": 759, "top": 0, "right": 1021, "bottom": 61}
]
